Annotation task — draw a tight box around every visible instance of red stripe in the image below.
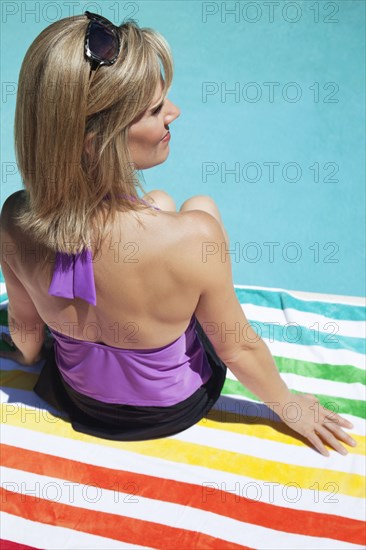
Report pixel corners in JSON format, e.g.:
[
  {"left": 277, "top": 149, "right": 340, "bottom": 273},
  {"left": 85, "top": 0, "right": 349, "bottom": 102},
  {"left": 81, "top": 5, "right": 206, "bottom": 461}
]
[
  {"left": 0, "top": 541, "right": 40, "bottom": 550},
  {"left": 1, "top": 444, "right": 364, "bottom": 545},
  {"left": 1, "top": 489, "right": 249, "bottom": 550}
]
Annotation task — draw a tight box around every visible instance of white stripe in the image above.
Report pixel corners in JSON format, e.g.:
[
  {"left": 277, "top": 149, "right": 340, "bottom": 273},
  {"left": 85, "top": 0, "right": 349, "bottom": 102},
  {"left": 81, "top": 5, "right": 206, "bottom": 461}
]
[
  {"left": 280, "top": 372, "right": 366, "bottom": 401},
  {"left": 2, "top": 424, "right": 364, "bottom": 521},
  {"left": 0, "top": 511, "right": 152, "bottom": 549},
  {"left": 0, "top": 388, "right": 67, "bottom": 420},
  {"left": 2, "top": 467, "right": 363, "bottom": 550},
  {"left": 234, "top": 284, "right": 366, "bottom": 306},
  {"left": 241, "top": 304, "right": 366, "bottom": 338}
]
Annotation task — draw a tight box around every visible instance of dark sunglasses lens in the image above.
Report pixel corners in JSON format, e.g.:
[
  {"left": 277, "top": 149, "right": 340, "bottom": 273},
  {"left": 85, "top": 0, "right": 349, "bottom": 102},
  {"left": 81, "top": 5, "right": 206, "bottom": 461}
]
[{"left": 89, "top": 22, "right": 119, "bottom": 61}]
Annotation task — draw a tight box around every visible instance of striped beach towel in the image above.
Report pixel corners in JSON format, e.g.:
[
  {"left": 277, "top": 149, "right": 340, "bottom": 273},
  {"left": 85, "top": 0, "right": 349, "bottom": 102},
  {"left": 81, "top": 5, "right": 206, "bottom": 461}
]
[{"left": 0, "top": 277, "right": 365, "bottom": 549}]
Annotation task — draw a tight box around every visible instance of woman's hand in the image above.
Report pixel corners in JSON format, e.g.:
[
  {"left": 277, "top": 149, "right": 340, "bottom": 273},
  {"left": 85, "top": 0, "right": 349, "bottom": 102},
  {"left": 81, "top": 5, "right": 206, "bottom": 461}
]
[{"left": 274, "top": 392, "right": 357, "bottom": 456}]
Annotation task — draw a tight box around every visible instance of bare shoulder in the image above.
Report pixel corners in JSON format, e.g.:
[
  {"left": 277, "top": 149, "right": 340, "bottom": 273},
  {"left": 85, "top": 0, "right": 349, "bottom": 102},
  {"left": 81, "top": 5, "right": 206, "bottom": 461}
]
[
  {"left": 167, "top": 209, "right": 228, "bottom": 279},
  {"left": 0, "top": 190, "right": 26, "bottom": 231},
  {"left": 174, "top": 209, "right": 225, "bottom": 241}
]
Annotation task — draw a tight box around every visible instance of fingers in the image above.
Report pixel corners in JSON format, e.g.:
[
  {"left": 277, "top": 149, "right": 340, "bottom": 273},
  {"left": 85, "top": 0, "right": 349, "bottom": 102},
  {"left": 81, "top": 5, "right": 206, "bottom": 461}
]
[
  {"left": 295, "top": 394, "right": 357, "bottom": 456},
  {"left": 323, "top": 410, "right": 354, "bottom": 430},
  {"left": 307, "top": 431, "right": 330, "bottom": 457},
  {"left": 306, "top": 417, "right": 357, "bottom": 456},
  {"left": 307, "top": 426, "right": 352, "bottom": 457},
  {"left": 308, "top": 395, "right": 353, "bottom": 428},
  {"left": 315, "top": 425, "right": 350, "bottom": 456},
  {"left": 323, "top": 419, "right": 357, "bottom": 449},
  {"left": 316, "top": 405, "right": 357, "bottom": 454},
  {"left": 310, "top": 396, "right": 355, "bottom": 433}
]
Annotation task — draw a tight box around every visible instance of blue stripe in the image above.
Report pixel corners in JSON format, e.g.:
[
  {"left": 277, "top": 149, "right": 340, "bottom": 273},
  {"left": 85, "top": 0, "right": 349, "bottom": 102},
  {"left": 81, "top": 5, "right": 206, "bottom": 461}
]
[
  {"left": 0, "top": 267, "right": 7, "bottom": 304},
  {"left": 234, "top": 287, "right": 366, "bottom": 322}
]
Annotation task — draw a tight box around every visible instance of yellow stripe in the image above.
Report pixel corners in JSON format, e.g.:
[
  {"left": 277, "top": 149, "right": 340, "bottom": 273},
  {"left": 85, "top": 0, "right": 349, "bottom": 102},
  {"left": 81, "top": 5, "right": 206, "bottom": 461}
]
[
  {"left": 1, "top": 404, "right": 364, "bottom": 499},
  {"left": 200, "top": 414, "right": 365, "bottom": 456}
]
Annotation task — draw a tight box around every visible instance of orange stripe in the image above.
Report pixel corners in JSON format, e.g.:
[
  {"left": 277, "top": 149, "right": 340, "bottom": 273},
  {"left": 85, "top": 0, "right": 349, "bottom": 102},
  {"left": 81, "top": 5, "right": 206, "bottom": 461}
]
[
  {"left": 1, "top": 489, "right": 249, "bottom": 550},
  {"left": 2, "top": 444, "right": 365, "bottom": 545}
]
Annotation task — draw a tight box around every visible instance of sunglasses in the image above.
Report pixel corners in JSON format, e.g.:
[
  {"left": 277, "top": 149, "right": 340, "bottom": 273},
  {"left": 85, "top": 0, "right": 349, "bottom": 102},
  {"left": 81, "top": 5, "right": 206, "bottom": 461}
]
[{"left": 84, "top": 11, "right": 121, "bottom": 72}]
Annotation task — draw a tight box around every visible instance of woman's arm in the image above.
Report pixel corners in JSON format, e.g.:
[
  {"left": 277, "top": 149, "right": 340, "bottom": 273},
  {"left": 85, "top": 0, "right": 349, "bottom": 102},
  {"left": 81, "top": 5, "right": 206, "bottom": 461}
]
[
  {"left": 0, "top": 260, "right": 45, "bottom": 365},
  {"left": 220, "top": 341, "right": 356, "bottom": 457},
  {"left": 190, "top": 211, "right": 357, "bottom": 457},
  {"left": 0, "top": 194, "right": 46, "bottom": 364}
]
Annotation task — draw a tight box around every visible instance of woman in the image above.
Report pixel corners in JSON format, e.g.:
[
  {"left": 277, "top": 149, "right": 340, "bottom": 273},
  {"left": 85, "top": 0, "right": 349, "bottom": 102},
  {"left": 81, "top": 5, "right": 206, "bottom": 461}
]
[{"left": 0, "top": 13, "right": 356, "bottom": 454}]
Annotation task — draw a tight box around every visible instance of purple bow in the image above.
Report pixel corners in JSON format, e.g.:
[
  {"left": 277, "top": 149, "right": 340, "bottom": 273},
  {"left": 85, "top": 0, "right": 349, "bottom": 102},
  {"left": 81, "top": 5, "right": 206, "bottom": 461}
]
[{"left": 48, "top": 249, "right": 97, "bottom": 306}]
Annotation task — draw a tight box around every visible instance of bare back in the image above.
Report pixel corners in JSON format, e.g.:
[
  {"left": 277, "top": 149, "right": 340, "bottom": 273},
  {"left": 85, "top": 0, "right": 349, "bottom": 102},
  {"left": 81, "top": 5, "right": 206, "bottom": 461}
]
[{"left": 1, "top": 191, "right": 205, "bottom": 349}]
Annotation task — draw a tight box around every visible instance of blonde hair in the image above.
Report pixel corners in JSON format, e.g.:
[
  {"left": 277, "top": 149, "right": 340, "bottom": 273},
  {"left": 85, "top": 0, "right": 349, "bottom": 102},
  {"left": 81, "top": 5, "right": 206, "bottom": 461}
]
[{"left": 14, "top": 14, "right": 173, "bottom": 256}]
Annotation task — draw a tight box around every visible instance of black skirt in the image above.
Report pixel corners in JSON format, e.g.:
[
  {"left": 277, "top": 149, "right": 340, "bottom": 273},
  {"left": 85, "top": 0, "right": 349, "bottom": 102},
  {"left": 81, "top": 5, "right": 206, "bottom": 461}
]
[{"left": 34, "top": 320, "right": 227, "bottom": 441}]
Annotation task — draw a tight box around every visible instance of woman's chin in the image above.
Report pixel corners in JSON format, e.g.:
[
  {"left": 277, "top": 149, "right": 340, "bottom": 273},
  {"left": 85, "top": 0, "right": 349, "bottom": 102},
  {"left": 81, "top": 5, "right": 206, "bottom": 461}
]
[{"left": 140, "top": 153, "right": 170, "bottom": 170}]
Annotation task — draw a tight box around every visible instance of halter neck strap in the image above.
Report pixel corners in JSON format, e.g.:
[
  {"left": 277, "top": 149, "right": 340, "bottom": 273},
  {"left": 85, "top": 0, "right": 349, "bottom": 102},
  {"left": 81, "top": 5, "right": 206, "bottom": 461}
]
[
  {"left": 47, "top": 194, "right": 160, "bottom": 306},
  {"left": 48, "top": 249, "right": 97, "bottom": 306}
]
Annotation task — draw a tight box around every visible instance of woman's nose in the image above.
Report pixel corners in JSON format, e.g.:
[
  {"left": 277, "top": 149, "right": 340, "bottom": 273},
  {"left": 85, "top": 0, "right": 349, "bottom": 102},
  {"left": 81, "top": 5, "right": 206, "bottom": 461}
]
[{"left": 165, "top": 99, "right": 180, "bottom": 123}]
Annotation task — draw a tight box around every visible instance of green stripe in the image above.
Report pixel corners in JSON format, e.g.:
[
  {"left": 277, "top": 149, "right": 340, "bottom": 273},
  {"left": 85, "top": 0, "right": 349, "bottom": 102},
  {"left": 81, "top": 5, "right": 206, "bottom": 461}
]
[
  {"left": 0, "top": 310, "right": 11, "bottom": 351},
  {"left": 222, "top": 379, "right": 262, "bottom": 405},
  {"left": 0, "top": 309, "right": 8, "bottom": 326},
  {"left": 273, "top": 355, "right": 365, "bottom": 385},
  {"left": 234, "top": 287, "right": 366, "bottom": 322},
  {"left": 0, "top": 340, "right": 14, "bottom": 352},
  {"left": 222, "top": 379, "right": 366, "bottom": 419}
]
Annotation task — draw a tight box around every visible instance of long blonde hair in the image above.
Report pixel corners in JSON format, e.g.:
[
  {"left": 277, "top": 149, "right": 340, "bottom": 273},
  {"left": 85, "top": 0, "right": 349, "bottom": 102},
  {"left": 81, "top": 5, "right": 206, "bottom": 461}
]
[{"left": 14, "top": 14, "right": 173, "bottom": 256}]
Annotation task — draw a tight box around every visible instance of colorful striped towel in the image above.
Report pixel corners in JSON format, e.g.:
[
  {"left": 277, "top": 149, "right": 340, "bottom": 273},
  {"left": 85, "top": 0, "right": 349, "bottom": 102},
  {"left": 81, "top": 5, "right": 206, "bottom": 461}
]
[
  {"left": 0, "top": 269, "right": 7, "bottom": 308},
  {"left": 0, "top": 280, "right": 365, "bottom": 549}
]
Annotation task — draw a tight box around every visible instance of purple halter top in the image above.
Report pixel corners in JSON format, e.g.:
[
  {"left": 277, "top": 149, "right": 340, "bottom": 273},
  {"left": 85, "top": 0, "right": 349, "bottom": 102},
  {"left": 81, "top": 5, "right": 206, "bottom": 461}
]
[{"left": 47, "top": 195, "right": 212, "bottom": 406}]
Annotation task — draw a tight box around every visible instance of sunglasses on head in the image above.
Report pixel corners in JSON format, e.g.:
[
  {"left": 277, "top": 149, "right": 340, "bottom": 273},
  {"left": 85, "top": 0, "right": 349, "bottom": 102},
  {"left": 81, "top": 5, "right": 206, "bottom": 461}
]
[{"left": 84, "top": 11, "right": 121, "bottom": 72}]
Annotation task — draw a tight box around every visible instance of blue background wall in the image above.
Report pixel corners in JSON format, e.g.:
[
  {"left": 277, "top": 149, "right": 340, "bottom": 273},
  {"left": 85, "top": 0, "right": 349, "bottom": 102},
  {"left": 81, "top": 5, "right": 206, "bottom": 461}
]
[{"left": 1, "top": 1, "right": 365, "bottom": 297}]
